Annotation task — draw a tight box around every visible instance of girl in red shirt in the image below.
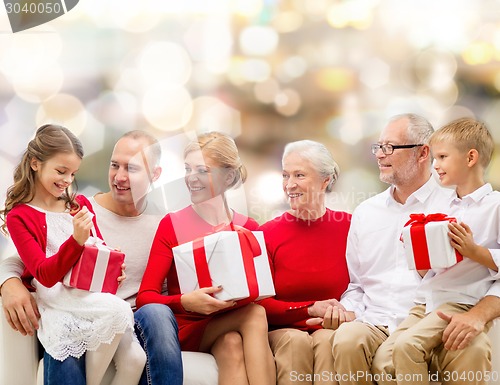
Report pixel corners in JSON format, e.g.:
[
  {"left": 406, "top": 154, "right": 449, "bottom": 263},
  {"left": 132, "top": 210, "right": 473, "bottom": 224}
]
[{"left": 1, "top": 124, "right": 145, "bottom": 385}]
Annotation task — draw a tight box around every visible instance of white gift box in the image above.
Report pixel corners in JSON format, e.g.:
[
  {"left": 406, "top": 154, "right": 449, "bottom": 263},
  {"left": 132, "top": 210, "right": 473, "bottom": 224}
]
[
  {"left": 401, "top": 214, "right": 463, "bottom": 270},
  {"left": 173, "top": 230, "right": 275, "bottom": 301}
]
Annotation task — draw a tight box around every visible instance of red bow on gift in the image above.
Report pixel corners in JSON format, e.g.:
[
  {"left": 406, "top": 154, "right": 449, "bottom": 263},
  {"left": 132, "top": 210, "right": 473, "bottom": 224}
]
[
  {"left": 403, "top": 213, "right": 453, "bottom": 227},
  {"left": 402, "top": 213, "right": 463, "bottom": 270}
]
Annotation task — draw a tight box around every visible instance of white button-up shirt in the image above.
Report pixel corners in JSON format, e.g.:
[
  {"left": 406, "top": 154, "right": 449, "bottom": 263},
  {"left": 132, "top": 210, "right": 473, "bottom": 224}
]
[
  {"left": 340, "top": 176, "right": 454, "bottom": 333},
  {"left": 415, "top": 183, "right": 500, "bottom": 312}
]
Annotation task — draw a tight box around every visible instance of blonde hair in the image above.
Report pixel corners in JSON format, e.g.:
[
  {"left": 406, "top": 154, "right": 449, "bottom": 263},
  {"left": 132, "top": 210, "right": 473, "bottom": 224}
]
[
  {"left": 184, "top": 132, "right": 247, "bottom": 189},
  {"left": 1, "top": 124, "right": 84, "bottom": 235},
  {"left": 430, "top": 117, "right": 494, "bottom": 168}
]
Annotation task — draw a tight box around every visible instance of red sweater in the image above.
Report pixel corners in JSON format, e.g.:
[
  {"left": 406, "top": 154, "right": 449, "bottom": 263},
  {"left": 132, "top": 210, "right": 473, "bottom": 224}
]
[
  {"left": 6, "top": 195, "right": 100, "bottom": 289},
  {"left": 258, "top": 209, "right": 351, "bottom": 331}
]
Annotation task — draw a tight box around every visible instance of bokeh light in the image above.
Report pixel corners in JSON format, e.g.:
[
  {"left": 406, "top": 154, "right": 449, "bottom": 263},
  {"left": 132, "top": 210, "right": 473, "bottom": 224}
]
[{"left": 36, "top": 93, "right": 87, "bottom": 136}]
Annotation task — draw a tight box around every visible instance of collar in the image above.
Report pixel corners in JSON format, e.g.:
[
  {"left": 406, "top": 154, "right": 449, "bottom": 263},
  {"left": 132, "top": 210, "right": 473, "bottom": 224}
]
[
  {"left": 386, "top": 175, "right": 440, "bottom": 207},
  {"left": 451, "top": 183, "right": 492, "bottom": 206}
]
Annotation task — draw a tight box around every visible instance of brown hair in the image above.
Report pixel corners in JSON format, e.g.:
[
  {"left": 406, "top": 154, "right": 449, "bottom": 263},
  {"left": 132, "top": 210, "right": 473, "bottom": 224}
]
[
  {"left": 1, "top": 124, "right": 84, "bottom": 235},
  {"left": 184, "top": 132, "right": 247, "bottom": 189},
  {"left": 430, "top": 117, "right": 494, "bottom": 168}
]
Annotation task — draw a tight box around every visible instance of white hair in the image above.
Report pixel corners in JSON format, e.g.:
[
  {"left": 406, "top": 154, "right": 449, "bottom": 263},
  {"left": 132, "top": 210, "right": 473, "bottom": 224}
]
[{"left": 282, "top": 140, "right": 339, "bottom": 193}]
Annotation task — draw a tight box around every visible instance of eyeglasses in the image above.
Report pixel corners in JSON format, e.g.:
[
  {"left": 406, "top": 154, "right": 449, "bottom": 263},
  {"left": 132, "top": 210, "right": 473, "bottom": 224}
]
[{"left": 371, "top": 143, "right": 424, "bottom": 155}]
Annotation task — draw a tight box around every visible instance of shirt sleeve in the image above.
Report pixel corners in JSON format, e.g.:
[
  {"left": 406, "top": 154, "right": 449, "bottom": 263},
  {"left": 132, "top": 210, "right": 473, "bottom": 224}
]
[
  {"left": 488, "top": 249, "right": 500, "bottom": 278},
  {"left": 0, "top": 255, "right": 25, "bottom": 288},
  {"left": 258, "top": 297, "right": 314, "bottom": 325},
  {"left": 485, "top": 279, "right": 500, "bottom": 298},
  {"left": 6, "top": 210, "right": 84, "bottom": 288},
  {"left": 136, "top": 216, "right": 183, "bottom": 312},
  {"left": 339, "top": 210, "right": 366, "bottom": 317}
]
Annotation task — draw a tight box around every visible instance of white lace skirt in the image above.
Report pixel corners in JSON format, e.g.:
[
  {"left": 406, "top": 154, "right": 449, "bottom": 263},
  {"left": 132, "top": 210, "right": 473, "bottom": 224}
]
[{"left": 34, "top": 280, "right": 134, "bottom": 361}]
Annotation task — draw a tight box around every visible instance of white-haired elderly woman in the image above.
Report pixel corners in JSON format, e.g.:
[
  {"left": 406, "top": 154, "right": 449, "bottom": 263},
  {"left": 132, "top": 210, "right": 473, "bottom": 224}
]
[{"left": 258, "top": 140, "right": 351, "bottom": 385}]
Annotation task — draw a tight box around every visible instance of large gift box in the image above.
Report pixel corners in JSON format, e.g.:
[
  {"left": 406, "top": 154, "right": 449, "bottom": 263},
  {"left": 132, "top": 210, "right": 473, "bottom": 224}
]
[
  {"left": 63, "top": 238, "right": 125, "bottom": 294},
  {"left": 401, "top": 213, "right": 463, "bottom": 270},
  {"left": 173, "top": 228, "right": 275, "bottom": 302}
]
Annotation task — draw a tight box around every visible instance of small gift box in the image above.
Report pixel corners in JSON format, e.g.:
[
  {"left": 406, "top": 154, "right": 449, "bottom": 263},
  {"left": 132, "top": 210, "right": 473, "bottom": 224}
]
[
  {"left": 173, "top": 227, "right": 275, "bottom": 302},
  {"left": 401, "top": 213, "right": 463, "bottom": 270},
  {"left": 63, "top": 237, "right": 125, "bottom": 294}
]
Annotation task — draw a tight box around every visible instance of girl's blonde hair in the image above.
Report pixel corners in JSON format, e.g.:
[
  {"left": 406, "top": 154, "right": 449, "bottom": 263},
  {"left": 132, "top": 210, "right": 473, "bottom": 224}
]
[
  {"left": 1, "top": 124, "right": 84, "bottom": 235},
  {"left": 184, "top": 131, "right": 247, "bottom": 189}
]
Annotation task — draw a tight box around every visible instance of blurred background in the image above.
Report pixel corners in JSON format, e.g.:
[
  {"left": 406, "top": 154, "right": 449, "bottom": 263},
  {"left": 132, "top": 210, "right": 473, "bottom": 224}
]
[{"left": 1, "top": 0, "right": 500, "bottom": 258}]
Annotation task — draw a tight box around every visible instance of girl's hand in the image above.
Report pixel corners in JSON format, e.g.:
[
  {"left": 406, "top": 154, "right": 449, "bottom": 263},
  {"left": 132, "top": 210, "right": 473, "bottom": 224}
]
[
  {"left": 180, "top": 286, "right": 236, "bottom": 315},
  {"left": 117, "top": 262, "right": 126, "bottom": 287},
  {"left": 72, "top": 207, "right": 93, "bottom": 246}
]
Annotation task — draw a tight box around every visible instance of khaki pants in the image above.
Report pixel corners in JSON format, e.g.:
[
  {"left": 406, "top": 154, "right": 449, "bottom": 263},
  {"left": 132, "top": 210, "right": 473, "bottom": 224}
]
[
  {"left": 372, "top": 303, "right": 492, "bottom": 385},
  {"left": 332, "top": 321, "right": 390, "bottom": 385},
  {"left": 269, "top": 328, "right": 337, "bottom": 385}
]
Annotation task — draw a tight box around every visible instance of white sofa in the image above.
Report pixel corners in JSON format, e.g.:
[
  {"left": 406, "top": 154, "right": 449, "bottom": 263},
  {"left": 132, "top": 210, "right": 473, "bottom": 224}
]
[
  {"left": 0, "top": 298, "right": 218, "bottom": 385},
  {"left": 2, "top": 296, "right": 500, "bottom": 385}
]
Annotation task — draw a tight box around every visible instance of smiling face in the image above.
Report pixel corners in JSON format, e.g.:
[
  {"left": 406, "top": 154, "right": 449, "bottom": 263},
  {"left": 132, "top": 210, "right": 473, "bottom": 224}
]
[
  {"left": 432, "top": 141, "right": 468, "bottom": 187},
  {"left": 184, "top": 149, "right": 231, "bottom": 204},
  {"left": 282, "top": 152, "right": 329, "bottom": 215},
  {"left": 108, "top": 136, "right": 157, "bottom": 207},
  {"left": 375, "top": 118, "right": 420, "bottom": 187},
  {"left": 31, "top": 152, "right": 81, "bottom": 202}
]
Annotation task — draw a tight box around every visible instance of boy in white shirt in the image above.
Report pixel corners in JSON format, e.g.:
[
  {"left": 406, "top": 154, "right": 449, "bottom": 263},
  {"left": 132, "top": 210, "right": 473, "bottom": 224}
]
[{"left": 374, "top": 117, "right": 500, "bottom": 385}]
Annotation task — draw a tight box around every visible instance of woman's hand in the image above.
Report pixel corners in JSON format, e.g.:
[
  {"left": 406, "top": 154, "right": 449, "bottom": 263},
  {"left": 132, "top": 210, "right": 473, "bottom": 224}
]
[
  {"left": 307, "top": 299, "right": 343, "bottom": 318},
  {"left": 72, "top": 207, "right": 93, "bottom": 246},
  {"left": 180, "top": 286, "right": 236, "bottom": 315},
  {"left": 306, "top": 305, "right": 356, "bottom": 330}
]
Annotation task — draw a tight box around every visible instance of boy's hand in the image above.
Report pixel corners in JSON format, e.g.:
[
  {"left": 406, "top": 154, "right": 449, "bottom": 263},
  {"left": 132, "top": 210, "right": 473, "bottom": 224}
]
[
  {"left": 448, "top": 222, "right": 478, "bottom": 258},
  {"left": 448, "top": 222, "right": 497, "bottom": 270},
  {"left": 72, "top": 207, "right": 93, "bottom": 246}
]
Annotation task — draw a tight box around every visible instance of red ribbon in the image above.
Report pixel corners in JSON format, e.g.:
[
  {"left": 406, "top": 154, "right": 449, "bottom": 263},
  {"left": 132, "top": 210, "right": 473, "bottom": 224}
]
[
  {"left": 404, "top": 213, "right": 462, "bottom": 270},
  {"left": 192, "top": 227, "right": 262, "bottom": 301},
  {"left": 403, "top": 213, "right": 452, "bottom": 227}
]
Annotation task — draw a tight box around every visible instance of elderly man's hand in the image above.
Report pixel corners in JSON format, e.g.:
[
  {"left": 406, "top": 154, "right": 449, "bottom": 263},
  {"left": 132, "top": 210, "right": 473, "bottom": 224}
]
[
  {"left": 437, "top": 310, "right": 485, "bottom": 350},
  {"left": 306, "top": 306, "right": 355, "bottom": 330}
]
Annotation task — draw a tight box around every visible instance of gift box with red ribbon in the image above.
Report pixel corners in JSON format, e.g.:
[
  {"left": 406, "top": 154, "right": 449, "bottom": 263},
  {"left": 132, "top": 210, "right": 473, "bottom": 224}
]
[
  {"left": 173, "top": 227, "right": 275, "bottom": 302},
  {"left": 63, "top": 237, "right": 125, "bottom": 294},
  {"left": 401, "top": 213, "right": 463, "bottom": 270}
]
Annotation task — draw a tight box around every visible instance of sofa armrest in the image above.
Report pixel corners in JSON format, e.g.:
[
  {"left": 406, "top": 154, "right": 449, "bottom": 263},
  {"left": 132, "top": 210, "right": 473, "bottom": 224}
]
[
  {"left": 489, "top": 319, "right": 500, "bottom": 385},
  {"left": 0, "top": 297, "right": 39, "bottom": 385}
]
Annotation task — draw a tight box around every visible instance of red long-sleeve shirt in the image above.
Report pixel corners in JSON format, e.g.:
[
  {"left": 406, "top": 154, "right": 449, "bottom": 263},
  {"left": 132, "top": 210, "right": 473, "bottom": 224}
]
[
  {"left": 258, "top": 209, "right": 351, "bottom": 331},
  {"left": 6, "top": 195, "right": 100, "bottom": 289}
]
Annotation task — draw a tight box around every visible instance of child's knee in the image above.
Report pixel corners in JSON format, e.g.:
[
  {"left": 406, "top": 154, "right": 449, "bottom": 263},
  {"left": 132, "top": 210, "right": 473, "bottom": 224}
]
[{"left": 116, "top": 342, "right": 146, "bottom": 375}]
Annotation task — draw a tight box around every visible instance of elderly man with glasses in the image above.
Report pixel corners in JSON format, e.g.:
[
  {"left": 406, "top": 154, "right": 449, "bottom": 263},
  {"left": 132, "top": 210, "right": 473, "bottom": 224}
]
[{"left": 316, "top": 113, "right": 500, "bottom": 385}]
